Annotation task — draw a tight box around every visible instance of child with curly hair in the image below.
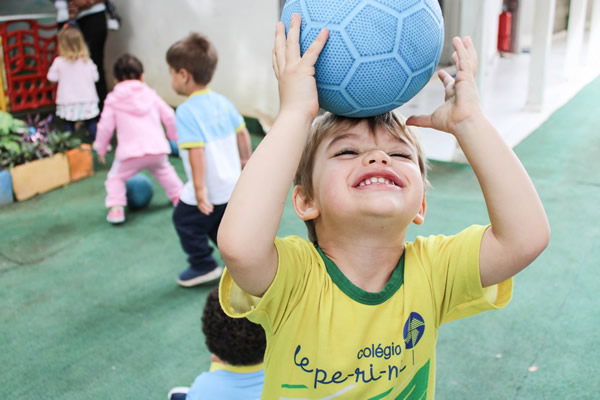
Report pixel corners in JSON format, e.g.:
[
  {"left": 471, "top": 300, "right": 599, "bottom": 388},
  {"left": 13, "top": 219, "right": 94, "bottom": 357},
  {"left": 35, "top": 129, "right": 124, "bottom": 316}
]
[{"left": 168, "top": 287, "right": 266, "bottom": 400}]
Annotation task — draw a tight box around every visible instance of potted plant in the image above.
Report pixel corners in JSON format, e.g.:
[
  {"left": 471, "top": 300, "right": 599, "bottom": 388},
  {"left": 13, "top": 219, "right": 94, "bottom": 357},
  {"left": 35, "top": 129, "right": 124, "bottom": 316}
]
[
  {"left": 1, "top": 113, "right": 93, "bottom": 201},
  {"left": 0, "top": 111, "right": 25, "bottom": 205}
]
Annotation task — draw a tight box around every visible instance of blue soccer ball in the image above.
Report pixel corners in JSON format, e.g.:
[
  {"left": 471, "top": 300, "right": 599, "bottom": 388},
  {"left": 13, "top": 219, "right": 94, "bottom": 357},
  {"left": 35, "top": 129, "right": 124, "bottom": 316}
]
[
  {"left": 281, "top": 0, "right": 444, "bottom": 117},
  {"left": 126, "top": 173, "right": 154, "bottom": 210},
  {"left": 168, "top": 139, "right": 179, "bottom": 157}
]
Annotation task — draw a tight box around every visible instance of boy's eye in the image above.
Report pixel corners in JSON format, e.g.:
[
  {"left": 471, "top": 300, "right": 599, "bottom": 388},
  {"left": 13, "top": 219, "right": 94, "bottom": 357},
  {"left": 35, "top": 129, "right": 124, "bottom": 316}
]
[
  {"left": 334, "top": 149, "right": 358, "bottom": 157},
  {"left": 391, "top": 152, "right": 412, "bottom": 160}
]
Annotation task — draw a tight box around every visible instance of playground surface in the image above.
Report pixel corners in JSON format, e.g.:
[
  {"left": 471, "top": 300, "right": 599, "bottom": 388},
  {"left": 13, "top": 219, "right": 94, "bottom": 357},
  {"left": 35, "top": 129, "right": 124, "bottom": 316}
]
[{"left": 1, "top": 78, "right": 600, "bottom": 399}]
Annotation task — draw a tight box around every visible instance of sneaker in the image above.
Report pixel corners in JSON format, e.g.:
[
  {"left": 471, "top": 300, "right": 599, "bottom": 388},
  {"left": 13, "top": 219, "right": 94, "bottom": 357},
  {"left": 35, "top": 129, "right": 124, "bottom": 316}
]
[
  {"left": 167, "top": 387, "right": 189, "bottom": 400},
  {"left": 177, "top": 266, "right": 223, "bottom": 288},
  {"left": 106, "top": 206, "right": 125, "bottom": 224}
]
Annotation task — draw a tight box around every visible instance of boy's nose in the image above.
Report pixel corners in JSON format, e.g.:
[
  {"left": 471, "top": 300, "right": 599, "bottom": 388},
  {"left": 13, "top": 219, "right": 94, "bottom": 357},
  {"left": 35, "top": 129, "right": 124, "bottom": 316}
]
[{"left": 364, "top": 150, "right": 390, "bottom": 166}]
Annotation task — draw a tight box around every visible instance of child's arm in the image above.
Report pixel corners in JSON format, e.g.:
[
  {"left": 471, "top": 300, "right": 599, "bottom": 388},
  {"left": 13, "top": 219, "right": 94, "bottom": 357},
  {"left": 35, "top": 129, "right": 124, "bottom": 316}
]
[
  {"left": 189, "top": 147, "right": 214, "bottom": 215},
  {"left": 93, "top": 105, "right": 115, "bottom": 164},
  {"left": 407, "top": 37, "right": 550, "bottom": 288},
  {"left": 217, "top": 14, "right": 328, "bottom": 296},
  {"left": 157, "top": 98, "right": 177, "bottom": 142},
  {"left": 236, "top": 126, "right": 252, "bottom": 168},
  {"left": 47, "top": 58, "right": 60, "bottom": 82},
  {"left": 90, "top": 60, "right": 99, "bottom": 83}
]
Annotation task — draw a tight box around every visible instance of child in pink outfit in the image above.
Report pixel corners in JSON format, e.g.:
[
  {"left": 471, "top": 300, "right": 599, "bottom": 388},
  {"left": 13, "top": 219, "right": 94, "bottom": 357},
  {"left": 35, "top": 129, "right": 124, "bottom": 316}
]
[{"left": 94, "top": 53, "right": 183, "bottom": 224}]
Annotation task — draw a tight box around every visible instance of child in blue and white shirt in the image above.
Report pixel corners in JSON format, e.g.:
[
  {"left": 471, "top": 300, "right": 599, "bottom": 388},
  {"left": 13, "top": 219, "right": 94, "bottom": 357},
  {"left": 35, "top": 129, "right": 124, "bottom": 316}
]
[{"left": 166, "top": 33, "right": 252, "bottom": 287}]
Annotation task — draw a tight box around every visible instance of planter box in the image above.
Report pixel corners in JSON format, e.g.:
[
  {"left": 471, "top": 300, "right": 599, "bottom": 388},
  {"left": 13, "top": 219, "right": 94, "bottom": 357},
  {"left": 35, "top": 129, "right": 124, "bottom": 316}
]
[
  {"left": 0, "top": 169, "right": 13, "bottom": 206},
  {"left": 66, "top": 144, "right": 94, "bottom": 182},
  {"left": 10, "top": 153, "right": 70, "bottom": 201}
]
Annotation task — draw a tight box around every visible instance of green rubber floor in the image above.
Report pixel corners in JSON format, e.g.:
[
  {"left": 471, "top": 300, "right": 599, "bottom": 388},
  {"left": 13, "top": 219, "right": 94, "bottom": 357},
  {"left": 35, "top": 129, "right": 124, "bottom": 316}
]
[{"left": 1, "top": 77, "right": 599, "bottom": 399}]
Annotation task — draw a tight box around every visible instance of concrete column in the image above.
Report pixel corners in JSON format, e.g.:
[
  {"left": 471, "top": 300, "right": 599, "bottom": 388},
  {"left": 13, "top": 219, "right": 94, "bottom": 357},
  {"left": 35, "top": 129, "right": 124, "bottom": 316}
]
[
  {"left": 458, "top": 0, "right": 494, "bottom": 105},
  {"left": 440, "top": 0, "right": 461, "bottom": 65},
  {"left": 514, "top": 0, "right": 536, "bottom": 53},
  {"left": 564, "top": 0, "right": 589, "bottom": 77},
  {"left": 525, "top": 0, "right": 556, "bottom": 110},
  {"left": 587, "top": 0, "right": 600, "bottom": 66}
]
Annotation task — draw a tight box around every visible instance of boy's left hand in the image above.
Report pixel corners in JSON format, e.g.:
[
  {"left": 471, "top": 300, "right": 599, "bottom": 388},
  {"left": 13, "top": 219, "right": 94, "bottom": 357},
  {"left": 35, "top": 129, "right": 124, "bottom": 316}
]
[
  {"left": 406, "top": 36, "right": 482, "bottom": 135},
  {"left": 97, "top": 154, "right": 105, "bottom": 164}
]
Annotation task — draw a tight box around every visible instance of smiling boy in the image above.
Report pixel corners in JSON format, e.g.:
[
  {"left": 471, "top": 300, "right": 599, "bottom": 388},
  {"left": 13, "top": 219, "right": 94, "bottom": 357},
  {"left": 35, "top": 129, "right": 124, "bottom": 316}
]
[{"left": 217, "top": 14, "right": 550, "bottom": 399}]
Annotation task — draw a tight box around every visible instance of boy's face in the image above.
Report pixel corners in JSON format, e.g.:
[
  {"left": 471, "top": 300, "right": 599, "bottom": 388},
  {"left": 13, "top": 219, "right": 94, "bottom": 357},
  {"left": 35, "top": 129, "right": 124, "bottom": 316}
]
[
  {"left": 303, "top": 121, "right": 426, "bottom": 230},
  {"left": 169, "top": 67, "right": 187, "bottom": 96}
]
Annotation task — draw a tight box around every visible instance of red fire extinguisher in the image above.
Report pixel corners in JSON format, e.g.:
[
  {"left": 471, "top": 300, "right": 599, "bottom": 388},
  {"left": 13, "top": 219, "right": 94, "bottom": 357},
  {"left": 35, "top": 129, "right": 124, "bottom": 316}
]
[{"left": 498, "top": 10, "right": 512, "bottom": 52}]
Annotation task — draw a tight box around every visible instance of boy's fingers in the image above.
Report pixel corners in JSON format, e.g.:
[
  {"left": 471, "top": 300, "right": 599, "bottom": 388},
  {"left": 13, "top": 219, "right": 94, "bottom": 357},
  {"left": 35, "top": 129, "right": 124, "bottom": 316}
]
[
  {"left": 272, "top": 49, "right": 279, "bottom": 77},
  {"left": 439, "top": 69, "right": 454, "bottom": 87},
  {"left": 463, "top": 36, "right": 478, "bottom": 76},
  {"left": 453, "top": 36, "right": 471, "bottom": 74},
  {"left": 286, "top": 13, "right": 302, "bottom": 62},
  {"left": 273, "top": 21, "right": 286, "bottom": 75},
  {"left": 406, "top": 114, "right": 433, "bottom": 129},
  {"left": 301, "top": 28, "right": 329, "bottom": 66},
  {"left": 452, "top": 51, "right": 458, "bottom": 68},
  {"left": 438, "top": 69, "right": 455, "bottom": 100},
  {"left": 199, "top": 203, "right": 213, "bottom": 215}
]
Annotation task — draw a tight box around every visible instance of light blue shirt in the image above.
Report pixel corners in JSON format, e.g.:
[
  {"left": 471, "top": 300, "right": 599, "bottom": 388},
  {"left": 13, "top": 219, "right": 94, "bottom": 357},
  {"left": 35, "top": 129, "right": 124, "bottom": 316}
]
[
  {"left": 186, "top": 363, "right": 264, "bottom": 400},
  {"left": 175, "top": 89, "right": 245, "bottom": 205}
]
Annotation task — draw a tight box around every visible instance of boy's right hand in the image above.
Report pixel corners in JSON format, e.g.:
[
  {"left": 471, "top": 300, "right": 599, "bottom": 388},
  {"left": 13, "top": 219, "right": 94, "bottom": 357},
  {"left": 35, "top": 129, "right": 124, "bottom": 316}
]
[
  {"left": 272, "top": 14, "right": 328, "bottom": 121},
  {"left": 195, "top": 187, "right": 214, "bottom": 215}
]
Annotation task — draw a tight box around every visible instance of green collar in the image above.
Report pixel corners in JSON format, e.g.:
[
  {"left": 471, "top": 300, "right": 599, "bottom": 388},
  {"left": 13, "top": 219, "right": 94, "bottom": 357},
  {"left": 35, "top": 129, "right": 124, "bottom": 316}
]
[{"left": 316, "top": 246, "right": 405, "bottom": 305}]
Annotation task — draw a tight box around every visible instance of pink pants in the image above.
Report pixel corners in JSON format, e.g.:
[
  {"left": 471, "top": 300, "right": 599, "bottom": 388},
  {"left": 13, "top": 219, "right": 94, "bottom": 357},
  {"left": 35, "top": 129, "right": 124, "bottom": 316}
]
[{"left": 105, "top": 154, "right": 183, "bottom": 208}]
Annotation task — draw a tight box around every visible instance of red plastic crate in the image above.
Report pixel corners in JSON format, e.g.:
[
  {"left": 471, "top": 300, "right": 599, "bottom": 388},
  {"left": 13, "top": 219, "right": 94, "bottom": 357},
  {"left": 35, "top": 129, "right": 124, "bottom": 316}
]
[{"left": 0, "top": 20, "right": 57, "bottom": 112}]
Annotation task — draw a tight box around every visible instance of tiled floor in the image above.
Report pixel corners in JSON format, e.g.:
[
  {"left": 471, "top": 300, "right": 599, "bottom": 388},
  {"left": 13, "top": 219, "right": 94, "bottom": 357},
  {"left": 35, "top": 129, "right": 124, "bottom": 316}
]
[{"left": 400, "top": 30, "right": 600, "bottom": 162}]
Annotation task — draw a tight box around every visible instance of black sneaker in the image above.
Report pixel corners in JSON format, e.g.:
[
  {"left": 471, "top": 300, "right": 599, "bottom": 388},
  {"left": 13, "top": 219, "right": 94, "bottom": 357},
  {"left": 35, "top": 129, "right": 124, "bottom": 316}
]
[
  {"left": 167, "top": 386, "right": 189, "bottom": 400},
  {"left": 176, "top": 266, "right": 223, "bottom": 288}
]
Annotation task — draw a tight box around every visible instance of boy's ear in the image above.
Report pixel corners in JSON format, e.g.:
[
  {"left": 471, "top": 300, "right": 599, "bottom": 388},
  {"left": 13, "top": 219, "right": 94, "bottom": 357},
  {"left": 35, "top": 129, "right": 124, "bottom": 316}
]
[
  {"left": 179, "top": 68, "right": 191, "bottom": 83},
  {"left": 292, "top": 185, "right": 320, "bottom": 221},
  {"left": 413, "top": 195, "right": 427, "bottom": 225}
]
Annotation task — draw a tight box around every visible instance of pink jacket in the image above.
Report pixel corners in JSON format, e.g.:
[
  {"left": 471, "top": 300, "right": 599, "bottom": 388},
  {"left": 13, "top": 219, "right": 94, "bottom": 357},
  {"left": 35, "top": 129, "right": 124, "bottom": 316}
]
[
  {"left": 47, "top": 56, "right": 99, "bottom": 105},
  {"left": 94, "top": 80, "right": 177, "bottom": 160}
]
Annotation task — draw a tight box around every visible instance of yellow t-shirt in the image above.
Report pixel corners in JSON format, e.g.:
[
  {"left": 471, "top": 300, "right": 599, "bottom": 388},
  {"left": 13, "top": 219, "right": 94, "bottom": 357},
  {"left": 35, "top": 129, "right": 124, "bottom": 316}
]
[{"left": 220, "top": 225, "right": 513, "bottom": 399}]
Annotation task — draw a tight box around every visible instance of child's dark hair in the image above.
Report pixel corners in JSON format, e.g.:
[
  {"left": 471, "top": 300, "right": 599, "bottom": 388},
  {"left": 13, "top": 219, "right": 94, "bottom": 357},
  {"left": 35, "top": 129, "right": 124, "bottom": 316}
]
[
  {"left": 113, "top": 53, "right": 144, "bottom": 81},
  {"left": 166, "top": 33, "right": 218, "bottom": 85},
  {"left": 202, "top": 287, "right": 266, "bottom": 366}
]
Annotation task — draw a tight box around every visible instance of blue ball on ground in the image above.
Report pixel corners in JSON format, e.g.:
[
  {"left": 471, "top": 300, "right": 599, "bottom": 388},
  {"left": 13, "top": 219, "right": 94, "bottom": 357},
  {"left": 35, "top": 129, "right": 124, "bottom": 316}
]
[
  {"left": 281, "top": 0, "right": 444, "bottom": 117},
  {"left": 168, "top": 139, "right": 179, "bottom": 157},
  {"left": 126, "top": 173, "right": 154, "bottom": 210}
]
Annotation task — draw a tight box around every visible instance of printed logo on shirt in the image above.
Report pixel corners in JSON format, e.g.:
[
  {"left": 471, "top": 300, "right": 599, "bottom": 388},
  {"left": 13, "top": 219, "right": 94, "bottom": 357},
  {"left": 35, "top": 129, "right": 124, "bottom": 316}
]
[{"left": 281, "top": 312, "right": 428, "bottom": 399}]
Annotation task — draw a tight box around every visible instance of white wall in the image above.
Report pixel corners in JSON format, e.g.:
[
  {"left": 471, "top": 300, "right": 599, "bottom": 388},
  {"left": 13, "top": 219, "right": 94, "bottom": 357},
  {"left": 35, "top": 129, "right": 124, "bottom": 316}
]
[{"left": 104, "top": 0, "right": 280, "bottom": 118}]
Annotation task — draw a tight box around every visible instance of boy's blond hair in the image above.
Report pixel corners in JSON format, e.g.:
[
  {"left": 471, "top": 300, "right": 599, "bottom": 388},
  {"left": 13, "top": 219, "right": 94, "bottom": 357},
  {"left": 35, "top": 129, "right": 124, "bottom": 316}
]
[
  {"left": 166, "top": 33, "right": 218, "bottom": 86},
  {"left": 57, "top": 27, "right": 90, "bottom": 61},
  {"left": 294, "top": 112, "right": 430, "bottom": 244}
]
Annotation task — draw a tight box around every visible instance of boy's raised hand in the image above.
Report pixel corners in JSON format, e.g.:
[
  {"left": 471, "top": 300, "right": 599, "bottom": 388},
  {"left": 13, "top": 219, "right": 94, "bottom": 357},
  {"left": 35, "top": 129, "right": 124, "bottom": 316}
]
[
  {"left": 272, "top": 14, "right": 328, "bottom": 120},
  {"left": 407, "top": 36, "right": 482, "bottom": 136}
]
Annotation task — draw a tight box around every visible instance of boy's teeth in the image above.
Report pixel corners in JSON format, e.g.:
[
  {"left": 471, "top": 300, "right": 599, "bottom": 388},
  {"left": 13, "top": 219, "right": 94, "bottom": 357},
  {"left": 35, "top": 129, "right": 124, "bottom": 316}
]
[{"left": 358, "top": 177, "right": 393, "bottom": 186}]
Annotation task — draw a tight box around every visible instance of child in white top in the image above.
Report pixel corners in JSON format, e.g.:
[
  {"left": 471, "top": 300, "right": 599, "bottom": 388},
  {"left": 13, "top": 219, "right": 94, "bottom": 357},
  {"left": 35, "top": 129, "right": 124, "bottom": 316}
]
[{"left": 47, "top": 26, "right": 99, "bottom": 140}]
